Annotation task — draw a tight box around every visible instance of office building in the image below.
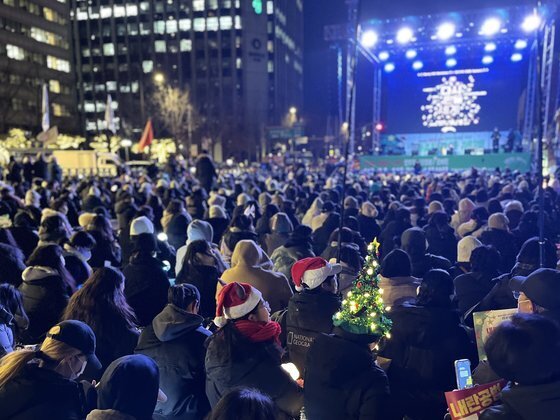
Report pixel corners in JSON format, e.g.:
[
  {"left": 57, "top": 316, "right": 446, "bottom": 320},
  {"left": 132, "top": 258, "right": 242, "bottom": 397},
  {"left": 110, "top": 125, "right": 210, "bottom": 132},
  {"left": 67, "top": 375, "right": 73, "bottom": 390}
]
[
  {"left": 0, "top": 0, "right": 78, "bottom": 133},
  {"left": 72, "top": 0, "right": 303, "bottom": 159}
]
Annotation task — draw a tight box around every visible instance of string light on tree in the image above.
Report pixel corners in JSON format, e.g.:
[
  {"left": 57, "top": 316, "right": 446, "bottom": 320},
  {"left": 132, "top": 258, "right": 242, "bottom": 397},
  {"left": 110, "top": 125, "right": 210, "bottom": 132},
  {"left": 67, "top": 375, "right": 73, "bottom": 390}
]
[{"left": 332, "top": 238, "right": 392, "bottom": 339}]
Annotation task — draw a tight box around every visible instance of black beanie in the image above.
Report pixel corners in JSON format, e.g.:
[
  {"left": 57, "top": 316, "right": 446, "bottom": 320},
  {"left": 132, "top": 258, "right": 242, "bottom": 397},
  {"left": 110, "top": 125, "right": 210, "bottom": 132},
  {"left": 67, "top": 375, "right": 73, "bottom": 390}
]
[{"left": 381, "top": 249, "right": 412, "bottom": 278}]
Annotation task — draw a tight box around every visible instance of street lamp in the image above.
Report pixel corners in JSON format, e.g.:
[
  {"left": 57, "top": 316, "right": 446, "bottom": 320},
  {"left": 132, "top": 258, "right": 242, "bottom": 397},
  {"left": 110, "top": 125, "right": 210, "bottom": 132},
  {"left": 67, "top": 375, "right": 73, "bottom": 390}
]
[
  {"left": 153, "top": 72, "right": 165, "bottom": 85},
  {"left": 289, "top": 106, "right": 297, "bottom": 115}
]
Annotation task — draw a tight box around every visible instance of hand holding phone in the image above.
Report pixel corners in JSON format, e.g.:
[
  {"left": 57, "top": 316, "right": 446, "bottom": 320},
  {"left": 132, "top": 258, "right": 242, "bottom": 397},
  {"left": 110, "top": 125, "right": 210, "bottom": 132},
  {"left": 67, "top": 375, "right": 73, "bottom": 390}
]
[{"left": 454, "top": 359, "right": 473, "bottom": 390}]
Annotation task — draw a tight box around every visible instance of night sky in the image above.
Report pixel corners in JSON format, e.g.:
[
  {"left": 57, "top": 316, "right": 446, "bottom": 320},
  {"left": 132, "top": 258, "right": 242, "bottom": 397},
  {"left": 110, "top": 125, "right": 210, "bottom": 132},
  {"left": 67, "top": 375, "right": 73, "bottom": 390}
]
[{"left": 303, "top": 0, "right": 536, "bottom": 135}]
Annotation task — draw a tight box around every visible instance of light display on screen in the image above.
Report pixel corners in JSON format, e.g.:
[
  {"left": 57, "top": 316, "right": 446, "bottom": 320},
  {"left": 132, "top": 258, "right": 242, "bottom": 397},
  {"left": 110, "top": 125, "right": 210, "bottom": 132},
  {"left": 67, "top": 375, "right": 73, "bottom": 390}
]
[{"left": 421, "top": 75, "right": 488, "bottom": 133}]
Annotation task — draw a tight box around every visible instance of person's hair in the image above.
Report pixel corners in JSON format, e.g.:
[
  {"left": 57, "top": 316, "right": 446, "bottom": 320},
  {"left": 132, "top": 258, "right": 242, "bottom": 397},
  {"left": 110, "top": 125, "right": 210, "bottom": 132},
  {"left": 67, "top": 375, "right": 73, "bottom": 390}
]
[
  {"left": 485, "top": 313, "right": 560, "bottom": 385},
  {"left": 166, "top": 199, "right": 184, "bottom": 214},
  {"left": 0, "top": 334, "right": 81, "bottom": 388},
  {"left": 68, "top": 231, "right": 96, "bottom": 249},
  {"left": 87, "top": 214, "right": 114, "bottom": 242},
  {"left": 416, "top": 269, "right": 454, "bottom": 307},
  {"left": 470, "top": 245, "right": 501, "bottom": 274},
  {"left": 176, "top": 240, "right": 211, "bottom": 284},
  {"left": 381, "top": 249, "right": 412, "bottom": 278},
  {"left": 229, "top": 214, "right": 253, "bottom": 231},
  {"left": 38, "top": 214, "right": 68, "bottom": 244},
  {"left": 62, "top": 267, "right": 137, "bottom": 338},
  {"left": 0, "top": 284, "right": 25, "bottom": 322},
  {"left": 168, "top": 284, "right": 200, "bottom": 309},
  {"left": 207, "top": 387, "right": 278, "bottom": 420},
  {"left": 0, "top": 228, "right": 19, "bottom": 248},
  {"left": 26, "top": 244, "right": 76, "bottom": 292}
]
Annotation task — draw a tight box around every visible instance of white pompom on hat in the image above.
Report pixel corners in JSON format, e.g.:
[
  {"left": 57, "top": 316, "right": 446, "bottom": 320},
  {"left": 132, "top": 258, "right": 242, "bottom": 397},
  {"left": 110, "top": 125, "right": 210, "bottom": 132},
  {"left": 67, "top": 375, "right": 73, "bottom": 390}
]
[
  {"left": 214, "top": 282, "right": 262, "bottom": 327},
  {"left": 291, "top": 257, "right": 342, "bottom": 292}
]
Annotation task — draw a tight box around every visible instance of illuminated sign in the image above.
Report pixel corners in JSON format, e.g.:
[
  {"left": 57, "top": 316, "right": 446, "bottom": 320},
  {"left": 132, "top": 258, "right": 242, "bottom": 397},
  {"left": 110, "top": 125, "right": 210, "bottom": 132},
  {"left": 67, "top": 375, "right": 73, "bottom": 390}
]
[{"left": 252, "top": 0, "right": 263, "bottom": 14}]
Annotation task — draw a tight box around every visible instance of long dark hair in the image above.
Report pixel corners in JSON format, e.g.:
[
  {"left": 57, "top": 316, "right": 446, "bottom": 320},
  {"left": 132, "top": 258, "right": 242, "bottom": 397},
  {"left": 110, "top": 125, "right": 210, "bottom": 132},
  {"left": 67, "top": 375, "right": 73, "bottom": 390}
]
[
  {"left": 87, "top": 215, "right": 115, "bottom": 242},
  {"left": 207, "top": 387, "right": 278, "bottom": 420},
  {"left": 62, "top": 267, "right": 137, "bottom": 338},
  {"left": 176, "top": 240, "right": 212, "bottom": 284},
  {"left": 26, "top": 244, "right": 76, "bottom": 292}
]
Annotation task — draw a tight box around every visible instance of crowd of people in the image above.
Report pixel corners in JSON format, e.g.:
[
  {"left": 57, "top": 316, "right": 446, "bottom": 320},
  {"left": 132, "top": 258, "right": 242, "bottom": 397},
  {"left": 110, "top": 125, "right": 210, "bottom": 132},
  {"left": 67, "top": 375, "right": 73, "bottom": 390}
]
[{"left": 0, "top": 151, "right": 559, "bottom": 419}]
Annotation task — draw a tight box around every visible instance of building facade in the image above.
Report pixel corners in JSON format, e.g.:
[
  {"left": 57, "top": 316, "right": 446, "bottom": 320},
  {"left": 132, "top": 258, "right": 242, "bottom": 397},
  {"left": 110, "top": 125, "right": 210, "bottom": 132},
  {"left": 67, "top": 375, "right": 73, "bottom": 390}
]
[
  {"left": 0, "top": 0, "right": 78, "bottom": 134},
  {"left": 71, "top": 0, "right": 303, "bottom": 159}
]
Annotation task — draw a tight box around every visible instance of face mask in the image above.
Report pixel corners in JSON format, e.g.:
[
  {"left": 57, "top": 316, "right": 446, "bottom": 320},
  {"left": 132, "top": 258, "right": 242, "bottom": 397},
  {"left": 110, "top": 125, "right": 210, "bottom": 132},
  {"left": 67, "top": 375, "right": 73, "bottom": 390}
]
[{"left": 61, "top": 356, "right": 87, "bottom": 380}]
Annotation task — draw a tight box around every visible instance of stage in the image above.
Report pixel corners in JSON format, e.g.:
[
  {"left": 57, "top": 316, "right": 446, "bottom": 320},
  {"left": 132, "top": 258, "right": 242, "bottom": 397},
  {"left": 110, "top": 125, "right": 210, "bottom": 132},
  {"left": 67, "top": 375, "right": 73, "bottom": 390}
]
[{"left": 359, "top": 152, "right": 532, "bottom": 173}]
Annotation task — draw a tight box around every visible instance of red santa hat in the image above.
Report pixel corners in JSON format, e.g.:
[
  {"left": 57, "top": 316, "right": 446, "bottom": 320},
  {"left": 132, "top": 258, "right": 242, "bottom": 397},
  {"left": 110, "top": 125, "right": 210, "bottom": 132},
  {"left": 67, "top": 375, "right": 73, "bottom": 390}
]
[
  {"left": 291, "top": 257, "right": 342, "bottom": 292},
  {"left": 214, "top": 282, "right": 262, "bottom": 327}
]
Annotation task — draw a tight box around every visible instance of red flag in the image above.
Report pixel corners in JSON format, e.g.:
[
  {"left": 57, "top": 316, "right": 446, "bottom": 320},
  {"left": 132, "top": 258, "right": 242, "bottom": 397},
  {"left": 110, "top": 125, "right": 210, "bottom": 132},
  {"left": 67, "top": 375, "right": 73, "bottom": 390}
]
[{"left": 138, "top": 119, "right": 154, "bottom": 151}]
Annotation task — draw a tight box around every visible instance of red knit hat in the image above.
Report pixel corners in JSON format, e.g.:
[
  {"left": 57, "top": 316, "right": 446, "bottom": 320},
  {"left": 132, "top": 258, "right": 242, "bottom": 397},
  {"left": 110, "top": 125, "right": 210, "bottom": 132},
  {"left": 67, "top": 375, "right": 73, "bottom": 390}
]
[
  {"left": 214, "top": 282, "right": 262, "bottom": 327},
  {"left": 291, "top": 257, "right": 342, "bottom": 292}
]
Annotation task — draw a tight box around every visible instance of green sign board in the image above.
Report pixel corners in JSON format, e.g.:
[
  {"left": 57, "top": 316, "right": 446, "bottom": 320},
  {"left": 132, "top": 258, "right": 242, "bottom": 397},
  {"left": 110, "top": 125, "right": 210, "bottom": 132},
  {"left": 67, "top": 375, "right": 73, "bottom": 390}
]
[{"left": 359, "top": 153, "right": 532, "bottom": 173}]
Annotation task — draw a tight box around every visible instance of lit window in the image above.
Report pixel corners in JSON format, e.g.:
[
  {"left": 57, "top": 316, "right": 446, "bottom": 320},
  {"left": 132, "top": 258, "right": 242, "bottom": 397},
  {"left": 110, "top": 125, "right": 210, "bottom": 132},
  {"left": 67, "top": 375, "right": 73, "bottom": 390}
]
[
  {"left": 236, "top": 58, "right": 242, "bottom": 69},
  {"left": 154, "top": 21, "right": 165, "bottom": 34},
  {"left": 268, "top": 60, "right": 274, "bottom": 73},
  {"left": 53, "top": 103, "right": 70, "bottom": 117},
  {"left": 47, "top": 56, "right": 70, "bottom": 73},
  {"left": 106, "top": 81, "right": 116, "bottom": 91},
  {"left": 221, "top": 0, "right": 231, "bottom": 7},
  {"left": 140, "top": 22, "right": 151, "bottom": 35},
  {"left": 193, "top": 0, "right": 204, "bottom": 11},
  {"left": 180, "top": 39, "right": 192, "bottom": 52},
  {"left": 267, "top": 1, "right": 273, "bottom": 14},
  {"left": 84, "top": 102, "right": 96, "bottom": 112},
  {"left": 49, "top": 80, "right": 61, "bottom": 93},
  {"left": 208, "top": 0, "right": 218, "bottom": 9},
  {"left": 235, "top": 16, "right": 242, "bottom": 30},
  {"left": 219, "top": 16, "right": 232, "bottom": 30},
  {"left": 207, "top": 17, "right": 219, "bottom": 31},
  {"left": 140, "top": 2, "right": 149, "bottom": 11},
  {"left": 267, "top": 41, "right": 274, "bottom": 52},
  {"left": 86, "top": 122, "right": 97, "bottom": 131},
  {"left": 155, "top": 40, "right": 167, "bottom": 53},
  {"left": 126, "top": 4, "right": 138, "bottom": 16},
  {"left": 142, "top": 60, "right": 154, "bottom": 73},
  {"left": 114, "top": 6, "right": 125, "bottom": 17},
  {"left": 194, "top": 18, "right": 205, "bottom": 32},
  {"left": 99, "top": 6, "right": 111, "bottom": 18},
  {"left": 179, "top": 19, "right": 191, "bottom": 31},
  {"left": 103, "top": 43, "right": 115, "bottom": 56},
  {"left": 76, "top": 10, "right": 88, "bottom": 20},
  {"left": 166, "top": 20, "right": 178, "bottom": 34},
  {"left": 82, "top": 48, "right": 91, "bottom": 57},
  {"left": 131, "top": 82, "right": 139, "bottom": 93},
  {"left": 120, "top": 85, "right": 131, "bottom": 93}
]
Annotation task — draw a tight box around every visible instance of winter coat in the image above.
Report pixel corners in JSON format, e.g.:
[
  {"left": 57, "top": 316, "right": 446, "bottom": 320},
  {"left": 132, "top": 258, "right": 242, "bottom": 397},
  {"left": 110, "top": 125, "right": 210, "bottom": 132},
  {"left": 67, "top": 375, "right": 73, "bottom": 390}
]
[
  {"left": 281, "top": 291, "right": 341, "bottom": 375},
  {"left": 18, "top": 266, "right": 70, "bottom": 344},
  {"left": 424, "top": 224, "right": 457, "bottom": 263},
  {"left": 164, "top": 213, "right": 191, "bottom": 252},
  {"left": 63, "top": 250, "right": 92, "bottom": 287},
  {"left": 0, "top": 243, "right": 26, "bottom": 286},
  {"left": 9, "top": 226, "right": 39, "bottom": 259},
  {"left": 0, "top": 364, "right": 86, "bottom": 420},
  {"left": 88, "top": 231, "right": 122, "bottom": 269},
  {"left": 206, "top": 217, "right": 229, "bottom": 245},
  {"left": 379, "top": 220, "right": 412, "bottom": 259},
  {"left": 205, "top": 330, "right": 303, "bottom": 418},
  {"left": 270, "top": 242, "right": 315, "bottom": 284},
  {"left": 263, "top": 232, "right": 290, "bottom": 256},
  {"left": 0, "top": 305, "right": 15, "bottom": 358},
  {"left": 123, "top": 255, "right": 169, "bottom": 327},
  {"left": 83, "top": 195, "right": 105, "bottom": 213},
  {"left": 357, "top": 214, "right": 381, "bottom": 244},
  {"left": 480, "top": 380, "right": 560, "bottom": 420},
  {"left": 380, "top": 303, "right": 475, "bottom": 420},
  {"left": 195, "top": 154, "right": 216, "bottom": 192},
  {"left": 304, "top": 333, "right": 391, "bottom": 420},
  {"left": 136, "top": 305, "right": 212, "bottom": 420},
  {"left": 219, "top": 240, "right": 293, "bottom": 314},
  {"left": 409, "top": 254, "right": 452, "bottom": 278},
  {"left": 176, "top": 265, "right": 220, "bottom": 319},
  {"left": 32, "top": 159, "right": 48, "bottom": 180},
  {"left": 220, "top": 229, "right": 258, "bottom": 263},
  {"left": 48, "top": 161, "right": 62, "bottom": 183},
  {"left": 454, "top": 271, "right": 497, "bottom": 317},
  {"left": 479, "top": 228, "right": 519, "bottom": 274},
  {"left": 378, "top": 275, "right": 421, "bottom": 307}
]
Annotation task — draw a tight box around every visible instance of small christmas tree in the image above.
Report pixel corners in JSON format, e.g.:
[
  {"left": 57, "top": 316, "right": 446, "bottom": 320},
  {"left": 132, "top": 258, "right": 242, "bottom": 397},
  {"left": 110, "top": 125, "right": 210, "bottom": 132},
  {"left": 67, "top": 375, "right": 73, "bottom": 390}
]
[{"left": 333, "top": 238, "right": 392, "bottom": 344}]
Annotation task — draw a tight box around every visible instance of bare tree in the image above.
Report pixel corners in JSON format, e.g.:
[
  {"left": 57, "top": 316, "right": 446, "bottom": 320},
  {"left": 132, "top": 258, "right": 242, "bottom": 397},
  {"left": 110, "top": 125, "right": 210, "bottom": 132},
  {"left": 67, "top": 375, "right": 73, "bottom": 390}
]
[{"left": 151, "top": 85, "right": 199, "bottom": 155}]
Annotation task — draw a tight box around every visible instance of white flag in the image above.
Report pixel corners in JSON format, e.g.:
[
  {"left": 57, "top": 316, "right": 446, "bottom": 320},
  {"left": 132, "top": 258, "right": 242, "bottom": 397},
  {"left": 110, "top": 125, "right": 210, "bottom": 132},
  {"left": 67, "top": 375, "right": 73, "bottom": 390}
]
[
  {"left": 41, "top": 83, "right": 50, "bottom": 133},
  {"left": 105, "top": 94, "right": 116, "bottom": 134}
]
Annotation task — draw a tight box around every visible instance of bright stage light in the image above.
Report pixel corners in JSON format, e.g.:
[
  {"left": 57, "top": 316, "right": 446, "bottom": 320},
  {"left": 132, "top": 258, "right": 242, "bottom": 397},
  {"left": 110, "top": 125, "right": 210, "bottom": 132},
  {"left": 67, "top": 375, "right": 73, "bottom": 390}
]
[
  {"left": 405, "top": 49, "right": 417, "bottom": 59},
  {"left": 361, "top": 30, "right": 378, "bottom": 48},
  {"left": 412, "top": 60, "right": 423, "bottom": 70},
  {"left": 522, "top": 14, "right": 541, "bottom": 32},
  {"left": 484, "top": 42, "right": 497, "bottom": 52},
  {"left": 445, "top": 58, "right": 457, "bottom": 68},
  {"left": 482, "top": 55, "right": 494, "bottom": 65},
  {"left": 437, "top": 22, "right": 456, "bottom": 40},
  {"left": 445, "top": 46, "right": 457, "bottom": 56},
  {"left": 384, "top": 62, "right": 395, "bottom": 73},
  {"left": 511, "top": 53, "right": 523, "bottom": 62},
  {"left": 396, "top": 27, "right": 414, "bottom": 44},
  {"left": 480, "top": 18, "right": 502, "bottom": 36},
  {"left": 515, "top": 39, "right": 528, "bottom": 49},
  {"left": 378, "top": 51, "right": 390, "bottom": 61}
]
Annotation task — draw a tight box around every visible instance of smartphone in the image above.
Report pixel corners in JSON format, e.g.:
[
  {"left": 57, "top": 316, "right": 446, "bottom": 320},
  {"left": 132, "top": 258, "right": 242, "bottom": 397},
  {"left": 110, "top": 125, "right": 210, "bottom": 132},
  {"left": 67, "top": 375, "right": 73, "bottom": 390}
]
[{"left": 454, "top": 359, "right": 473, "bottom": 390}]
